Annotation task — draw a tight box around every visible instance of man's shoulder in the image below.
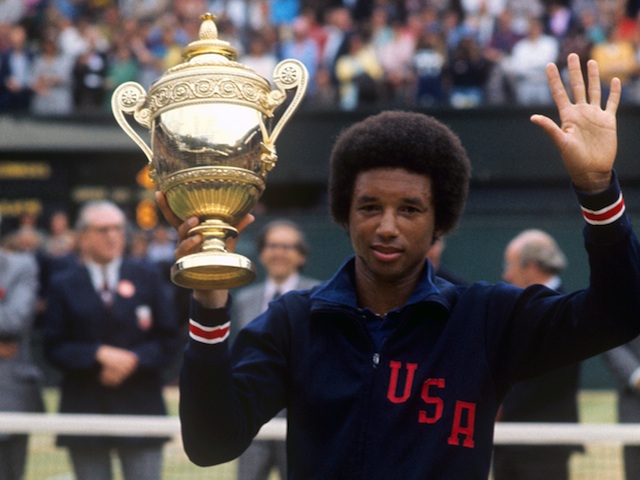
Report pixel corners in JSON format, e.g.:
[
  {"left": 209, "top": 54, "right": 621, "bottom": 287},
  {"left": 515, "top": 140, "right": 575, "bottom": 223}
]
[{"left": 1, "top": 249, "right": 37, "bottom": 270}]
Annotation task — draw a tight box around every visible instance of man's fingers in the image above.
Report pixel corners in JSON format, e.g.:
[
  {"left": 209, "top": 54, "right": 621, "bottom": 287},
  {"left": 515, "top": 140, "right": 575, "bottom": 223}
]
[
  {"left": 155, "top": 191, "right": 182, "bottom": 229},
  {"left": 585, "top": 58, "right": 601, "bottom": 107},
  {"left": 530, "top": 114, "right": 564, "bottom": 149},
  {"left": 605, "top": 77, "right": 622, "bottom": 115},
  {"left": 236, "top": 214, "right": 255, "bottom": 234},
  {"left": 566, "top": 53, "right": 587, "bottom": 104},
  {"left": 546, "top": 61, "right": 570, "bottom": 111}
]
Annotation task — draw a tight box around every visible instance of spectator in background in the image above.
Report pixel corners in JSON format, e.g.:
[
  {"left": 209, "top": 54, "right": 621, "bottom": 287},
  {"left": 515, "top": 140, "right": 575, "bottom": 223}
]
[
  {"left": 118, "top": 0, "right": 170, "bottom": 21},
  {"left": 369, "top": 5, "right": 394, "bottom": 57},
  {"left": 0, "top": 0, "right": 26, "bottom": 25},
  {"left": 0, "top": 24, "right": 33, "bottom": 112},
  {"left": 493, "top": 228, "right": 582, "bottom": 480},
  {"left": 232, "top": 219, "right": 321, "bottom": 480},
  {"left": 459, "top": 0, "right": 507, "bottom": 47},
  {"left": 412, "top": 27, "right": 447, "bottom": 107},
  {"left": 335, "top": 28, "right": 383, "bottom": 110},
  {"left": 307, "top": 65, "right": 338, "bottom": 108},
  {"left": 483, "top": 8, "right": 523, "bottom": 104},
  {"left": 320, "top": 6, "right": 354, "bottom": 85},
  {"left": 0, "top": 237, "right": 44, "bottom": 480},
  {"left": 507, "top": 0, "right": 545, "bottom": 35},
  {"left": 126, "top": 18, "right": 161, "bottom": 91},
  {"left": 57, "top": 14, "right": 92, "bottom": 61},
  {"left": 44, "top": 210, "right": 76, "bottom": 259},
  {"left": 590, "top": 25, "right": 638, "bottom": 104},
  {"left": 603, "top": 337, "right": 640, "bottom": 480},
  {"left": 127, "top": 229, "right": 150, "bottom": 261},
  {"left": 542, "top": 0, "right": 578, "bottom": 41},
  {"left": 73, "top": 24, "right": 109, "bottom": 112},
  {"left": 375, "top": 16, "right": 416, "bottom": 104},
  {"left": 42, "top": 200, "right": 182, "bottom": 480},
  {"left": 30, "top": 37, "right": 74, "bottom": 116},
  {"left": 579, "top": 8, "right": 607, "bottom": 45},
  {"left": 104, "top": 40, "right": 139, "bottom": 110},
  {"left": 556, "top": 23, "right": 592, "bottom": 83},
  {"left": 280, "top": 15, "right": 320, "bottom": 95},
  {"left": 445, "top": 34, "right": 490, "bottom": 108},
  {"left": 240, "top": 32, "right": 279, "bottom": 85},
  {"left": 502, "top": 16, "right": 559, "bottom": 105},
  {"left": 147, "top": 23, "right": 183, "bottom": 75},
  {"left": 269, "top": 0, "right": 300, "bottom": 27},
  {"left": 146, "top": 224, "right": 176, "bottom": 269}
]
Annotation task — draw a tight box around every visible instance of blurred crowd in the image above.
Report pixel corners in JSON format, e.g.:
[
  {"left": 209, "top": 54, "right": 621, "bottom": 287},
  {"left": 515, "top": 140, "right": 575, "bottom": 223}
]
[{"left": 2, "top": 0, "right": 640, "bottom": 114}]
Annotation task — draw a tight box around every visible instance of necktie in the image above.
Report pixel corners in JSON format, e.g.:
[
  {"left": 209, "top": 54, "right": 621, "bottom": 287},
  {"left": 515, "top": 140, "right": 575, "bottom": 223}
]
[
  {"left": 100, "top": 268, "right": 113, "bottom": 307},
  {"left": 272, "top": 290, "right": 281, "bottom": 301}
]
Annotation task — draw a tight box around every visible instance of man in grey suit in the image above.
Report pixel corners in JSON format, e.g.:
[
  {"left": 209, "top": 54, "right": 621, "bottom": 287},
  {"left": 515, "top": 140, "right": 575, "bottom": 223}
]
[
  {"left": 0, "top": 238, "right": 44, "bottom": 480},
  {"left": 603, "top": 336, "right": 640, "bottom": 479},
  {"left": 233, "top": 219, "right": 321, "bottom": 480}
]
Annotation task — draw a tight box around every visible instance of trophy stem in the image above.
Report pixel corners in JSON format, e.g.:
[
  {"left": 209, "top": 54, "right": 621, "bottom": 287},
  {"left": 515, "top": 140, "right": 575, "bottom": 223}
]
[
  {"left": 171, "top": 219, "right": 255, "bottom": 290},
  {"left": 190, "top": 219, "right": 238, "bottom": 253}
]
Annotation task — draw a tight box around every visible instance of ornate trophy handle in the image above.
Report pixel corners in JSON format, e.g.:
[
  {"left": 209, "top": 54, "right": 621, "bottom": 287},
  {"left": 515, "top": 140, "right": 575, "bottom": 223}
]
[
  {"left": 259, "top": 59, "right": 308, "bottom": 176},
  {"left": 269, "top": 59, "right": 309, "bottom": 144},
  {"left": 111, "top": 82, "right": 154, "bottom": 166}
]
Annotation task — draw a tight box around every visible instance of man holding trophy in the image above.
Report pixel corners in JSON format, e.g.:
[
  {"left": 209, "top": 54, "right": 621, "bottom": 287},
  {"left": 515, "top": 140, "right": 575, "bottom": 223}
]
[
  {"left": 150, "top": 52, "right": 640, "bottom": 478},
  {"left": 106, "top": 7, "right": 640, "bottom": 477}
]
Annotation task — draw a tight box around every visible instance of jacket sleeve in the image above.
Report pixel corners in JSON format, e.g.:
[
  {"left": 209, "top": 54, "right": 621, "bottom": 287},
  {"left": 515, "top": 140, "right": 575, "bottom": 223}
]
[
  {"left": 0, "top": 253, "right": 38, "bottom": 340},
  {"left": 602, "top": 340, "right": 640, "bottom": 391},
  {"left": 491, "top": 172, "right": 640, "bottom": 385}
]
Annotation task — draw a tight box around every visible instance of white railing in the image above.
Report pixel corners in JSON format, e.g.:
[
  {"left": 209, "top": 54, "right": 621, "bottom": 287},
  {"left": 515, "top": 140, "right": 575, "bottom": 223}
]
[{"left": 1, "top": 413, "right": 639, "bottom": 444}]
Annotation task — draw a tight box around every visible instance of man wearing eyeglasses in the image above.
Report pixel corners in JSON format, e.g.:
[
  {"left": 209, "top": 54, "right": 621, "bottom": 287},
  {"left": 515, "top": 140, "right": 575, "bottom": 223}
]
[
  {"left": 42, "top": 200, "right": 181, "bottom": 480},
  {"left": 233, "top": 219, "right": 321, "bottom": 480}
]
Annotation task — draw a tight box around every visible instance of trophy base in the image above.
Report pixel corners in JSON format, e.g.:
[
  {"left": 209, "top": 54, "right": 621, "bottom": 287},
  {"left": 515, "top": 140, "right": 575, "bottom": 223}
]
[{"left": 171, "top": 251, "right": 256, "bottom": 290}]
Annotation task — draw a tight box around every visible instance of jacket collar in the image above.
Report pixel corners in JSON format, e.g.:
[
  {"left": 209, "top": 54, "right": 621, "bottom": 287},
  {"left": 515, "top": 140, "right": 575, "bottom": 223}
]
[{"left": 310, "top": 256, "right": 454, "bottom": 315}]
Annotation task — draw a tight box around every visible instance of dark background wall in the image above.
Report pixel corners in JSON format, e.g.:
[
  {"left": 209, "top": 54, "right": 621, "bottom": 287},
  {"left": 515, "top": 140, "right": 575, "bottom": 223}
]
[{"left": 2, "top": 106, "right": 640, "bottom": 388}]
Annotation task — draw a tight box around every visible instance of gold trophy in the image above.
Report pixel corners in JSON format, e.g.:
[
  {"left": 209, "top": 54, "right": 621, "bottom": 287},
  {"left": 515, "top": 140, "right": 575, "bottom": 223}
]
[{"left": 112, "top": 13, "right": 308, "bottom": 289}]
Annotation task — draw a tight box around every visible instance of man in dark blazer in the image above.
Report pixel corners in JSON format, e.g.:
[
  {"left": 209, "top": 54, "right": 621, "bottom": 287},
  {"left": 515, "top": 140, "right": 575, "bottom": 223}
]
[
  {"left": 493, "top": 229, "right": 583, "bottom": 480},
  {"left": 0, "top": 240, "right": 44, "bottom": 480},
  {"left": 232, "top": 219, "right": 321, "bottom": 480},
  {"left": 603, "top": 336, "right": 640, "bottom": 479},
  {"left": 42, "top": 201, "right": 181, "bottom": 480}
]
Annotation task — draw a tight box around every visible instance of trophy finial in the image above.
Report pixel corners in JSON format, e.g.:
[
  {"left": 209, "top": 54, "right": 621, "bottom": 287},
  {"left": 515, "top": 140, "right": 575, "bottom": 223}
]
[
  {"left": 182, "top": 12, "right": 237, "bottom": 61},
  {"left": 199, "top": 13, "right": 218, "bottom": 41}
]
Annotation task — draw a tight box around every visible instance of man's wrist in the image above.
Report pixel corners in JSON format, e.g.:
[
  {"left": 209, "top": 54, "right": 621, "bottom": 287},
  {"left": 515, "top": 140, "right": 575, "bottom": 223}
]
[
  {"left": 193, "top": 290, "right": 229, "bottom": 309},
  {"left": 575, "top": 171, "right": 624, "bottom": 226},
  {"left": 188, "top": 295, "right": 232, "bottom": 345}
]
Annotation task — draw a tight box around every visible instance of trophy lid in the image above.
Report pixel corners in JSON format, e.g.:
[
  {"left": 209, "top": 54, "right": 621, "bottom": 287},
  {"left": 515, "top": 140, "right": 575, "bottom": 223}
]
[
  {"left": 182, "top": 13, "right": 237, "bottom": 61},
  {"left": 147, "top": 13, "right": 277, "bottom": 117}
]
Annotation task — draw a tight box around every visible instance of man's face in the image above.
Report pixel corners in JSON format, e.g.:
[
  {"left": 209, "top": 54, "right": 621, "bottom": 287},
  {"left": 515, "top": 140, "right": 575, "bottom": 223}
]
[
  {"left": 259, "top": 225, "right": 305, "bottom": 283},
  {"left": 348, "top": 168, "right": 437, "bottom": 286},
  {"left": 79, "top": 208, "right": 126, "bottom": 265},
  {"left": 502, "top": 243, "right": 530, "bottom": 288}
]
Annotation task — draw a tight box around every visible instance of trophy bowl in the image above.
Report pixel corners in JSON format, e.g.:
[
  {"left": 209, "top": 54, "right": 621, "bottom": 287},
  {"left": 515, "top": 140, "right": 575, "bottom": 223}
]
[{"left": 112, "top": 14, "right": 308, "bottom": 289}]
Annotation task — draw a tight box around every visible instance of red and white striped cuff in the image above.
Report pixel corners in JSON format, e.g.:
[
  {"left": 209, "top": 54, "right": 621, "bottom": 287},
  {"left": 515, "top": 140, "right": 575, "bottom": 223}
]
[
  {"left": 581, "top": 193, "right": 625, "bottom": 226},
  {"left": 189, "top": 319, "right": 230, "bottom": 344}
]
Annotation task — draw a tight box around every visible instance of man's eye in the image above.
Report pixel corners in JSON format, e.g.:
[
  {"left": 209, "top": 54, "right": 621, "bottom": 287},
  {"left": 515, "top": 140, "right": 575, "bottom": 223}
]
[
  {"left": 400, "top": 206, "right": 420, "bottom": 214},
  {"left": 359, "top": 205, "right": 379, "bottom": 212}
]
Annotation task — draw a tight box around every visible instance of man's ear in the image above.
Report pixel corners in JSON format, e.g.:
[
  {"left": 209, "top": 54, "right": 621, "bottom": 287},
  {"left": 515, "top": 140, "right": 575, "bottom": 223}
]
[{"left": 431, "top": 230, "right": 444, "bottom": 245}]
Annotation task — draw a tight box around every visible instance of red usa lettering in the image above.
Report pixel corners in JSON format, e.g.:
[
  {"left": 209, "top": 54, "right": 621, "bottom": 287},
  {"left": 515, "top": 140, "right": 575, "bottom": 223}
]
[{"left": 387, "top": 360, "right": 476, "bottom": 448}]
